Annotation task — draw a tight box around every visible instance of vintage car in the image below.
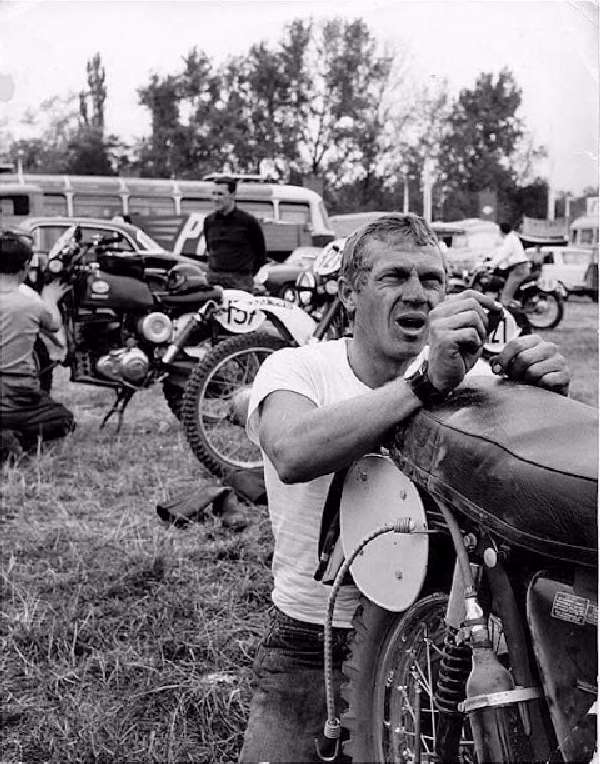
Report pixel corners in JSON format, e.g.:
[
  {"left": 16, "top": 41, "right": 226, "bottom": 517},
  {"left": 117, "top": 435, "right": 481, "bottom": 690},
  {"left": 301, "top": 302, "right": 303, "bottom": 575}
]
[{"left": 538, "top": 245, "right": 598, "bottom": 299}]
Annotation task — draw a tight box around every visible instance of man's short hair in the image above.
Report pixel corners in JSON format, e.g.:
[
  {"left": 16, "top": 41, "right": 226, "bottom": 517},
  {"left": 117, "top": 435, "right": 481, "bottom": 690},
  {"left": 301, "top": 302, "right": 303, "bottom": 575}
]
[
  {"left": 0, "top": 230, "right": 34, "bottom": 274},
  {"left": 499, "top": 222, "right": 511, "bottom": 235},
  {"left": 340, "top": 213, "right": 442, "bottom": 289},
  {"left": 214, "top": 176, "right": 238, "bottom": 195}
]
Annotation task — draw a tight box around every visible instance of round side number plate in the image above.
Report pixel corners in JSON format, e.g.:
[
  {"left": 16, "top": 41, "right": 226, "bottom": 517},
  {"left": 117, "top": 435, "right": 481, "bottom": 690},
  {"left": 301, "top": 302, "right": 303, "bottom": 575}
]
[{"left": 340, "top": 454, "right": 428, "bottom": 612}]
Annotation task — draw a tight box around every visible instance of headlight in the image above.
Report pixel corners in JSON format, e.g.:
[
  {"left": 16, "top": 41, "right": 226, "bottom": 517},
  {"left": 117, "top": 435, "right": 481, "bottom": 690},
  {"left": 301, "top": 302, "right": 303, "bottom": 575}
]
[
  {"left": 255, "top": 265, "right": 270, "bottom": 284},
  {"left": 48, "top": 259, "right": 63, "bottom": 274},
  {"left": 296, "top": 270, "right": 315, "bottom": 305},
  {"left": 324, "top": 279, "right": 338, "bottom": 295},
  {"left": 139, "top": 312, "right": 173, "bottom": 343}
]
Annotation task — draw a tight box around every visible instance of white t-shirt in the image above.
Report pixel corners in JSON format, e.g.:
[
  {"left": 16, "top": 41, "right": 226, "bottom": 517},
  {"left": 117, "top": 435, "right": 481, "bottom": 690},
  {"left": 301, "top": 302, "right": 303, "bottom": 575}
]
[
  {"left": 489, "top": 231, "right": 528, "bottom": 269},
  {"left": 247, "top": 338, "right": 490, "bottom": 628}
]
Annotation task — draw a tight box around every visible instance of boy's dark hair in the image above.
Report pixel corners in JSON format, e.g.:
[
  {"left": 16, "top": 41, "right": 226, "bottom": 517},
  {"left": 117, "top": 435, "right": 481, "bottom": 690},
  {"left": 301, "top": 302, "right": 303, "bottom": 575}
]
[
  {"left": 499, "top": 222, "right": 511, "bottom": 235},
  {"left": 0, "top": 230, "right": 33, "bottom": 274},
  {"left": 214, "top": 176, "right": 238, "bottom": 194}
]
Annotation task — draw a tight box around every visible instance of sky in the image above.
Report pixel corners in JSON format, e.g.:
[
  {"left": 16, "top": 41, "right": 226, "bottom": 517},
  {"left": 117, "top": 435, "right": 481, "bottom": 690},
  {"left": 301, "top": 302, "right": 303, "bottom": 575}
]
[{"left": 0, "top": 0, "right": 598, "bottom": 194}]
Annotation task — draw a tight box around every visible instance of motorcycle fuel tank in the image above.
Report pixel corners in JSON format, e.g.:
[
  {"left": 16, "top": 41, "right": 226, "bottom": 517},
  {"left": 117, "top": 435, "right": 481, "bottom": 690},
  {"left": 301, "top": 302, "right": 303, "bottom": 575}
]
[
  {"left": 80, "top": 271, "right": 154, "bottom": 311},
  {"left": 527, "top": 571, "right": 597, "bottom": 762}
]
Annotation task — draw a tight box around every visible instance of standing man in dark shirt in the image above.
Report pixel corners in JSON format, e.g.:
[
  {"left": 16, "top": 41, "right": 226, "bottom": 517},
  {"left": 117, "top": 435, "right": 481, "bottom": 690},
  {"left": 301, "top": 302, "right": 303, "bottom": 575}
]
[{"left": 203, "top": 177, "right": 266, "bottom": 291}]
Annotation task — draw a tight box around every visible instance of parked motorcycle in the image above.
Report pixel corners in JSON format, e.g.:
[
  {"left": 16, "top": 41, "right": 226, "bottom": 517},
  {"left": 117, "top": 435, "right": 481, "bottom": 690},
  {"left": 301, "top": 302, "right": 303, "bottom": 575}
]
[
  {"left": 315, "top": 379, "right": 597, "bottom": 763},
  {"left": 40, "top": 227, "right": 262, "bottom": 426},
  {"left": 295, "top": 237, "right": 349, "bottom": 340},
  {"left": 450, "top": 261, "right": 565, "bottom": 330}
]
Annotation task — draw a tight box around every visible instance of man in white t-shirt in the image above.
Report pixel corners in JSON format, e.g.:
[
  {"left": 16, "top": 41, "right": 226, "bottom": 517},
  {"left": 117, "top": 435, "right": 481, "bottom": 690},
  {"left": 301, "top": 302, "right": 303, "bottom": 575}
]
[
  {"left": 487, "top": 221, "right": 531, "bottom": 306},
  {"left": 240, "top": 214, "right": 570, "bottom": 763}
]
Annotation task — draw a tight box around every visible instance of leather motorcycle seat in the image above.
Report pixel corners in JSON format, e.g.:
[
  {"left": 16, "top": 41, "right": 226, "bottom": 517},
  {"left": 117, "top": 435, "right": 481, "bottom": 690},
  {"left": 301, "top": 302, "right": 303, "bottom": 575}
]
[
  {"left": 390, "top": 377, "right": 598, "bottom": 566},
  {"left": 156, "top": 287, "right": 223, "bottom": 307}
]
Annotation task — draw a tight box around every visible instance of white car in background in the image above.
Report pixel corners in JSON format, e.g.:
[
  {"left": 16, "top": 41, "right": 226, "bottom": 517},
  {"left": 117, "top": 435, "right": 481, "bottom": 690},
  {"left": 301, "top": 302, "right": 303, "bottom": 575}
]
[{"left": 538, "top": 246, "right": 597, "bottom": 298}]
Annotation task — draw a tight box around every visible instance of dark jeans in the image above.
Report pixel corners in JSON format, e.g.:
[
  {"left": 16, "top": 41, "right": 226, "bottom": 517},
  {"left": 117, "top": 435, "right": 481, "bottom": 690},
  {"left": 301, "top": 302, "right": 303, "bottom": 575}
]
[
  {"left": 0, "top": 382, "right": 74, "bottom": 448},
  {"left": 239, "top": 606, "right": 351, "bottom": 763}
]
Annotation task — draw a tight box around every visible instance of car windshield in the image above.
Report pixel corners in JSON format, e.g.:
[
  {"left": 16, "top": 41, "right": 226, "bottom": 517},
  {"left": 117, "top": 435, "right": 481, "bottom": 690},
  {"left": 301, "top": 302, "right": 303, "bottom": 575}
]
[{"left": 134, "top": 229, "right": 164, "bottom": 251}]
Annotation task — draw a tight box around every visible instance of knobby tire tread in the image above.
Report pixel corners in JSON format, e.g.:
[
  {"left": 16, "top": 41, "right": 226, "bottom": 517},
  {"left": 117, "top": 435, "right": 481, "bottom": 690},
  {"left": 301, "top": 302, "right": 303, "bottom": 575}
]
[{"left": 341, "top": 593, "right": 448, "bottom": 763}]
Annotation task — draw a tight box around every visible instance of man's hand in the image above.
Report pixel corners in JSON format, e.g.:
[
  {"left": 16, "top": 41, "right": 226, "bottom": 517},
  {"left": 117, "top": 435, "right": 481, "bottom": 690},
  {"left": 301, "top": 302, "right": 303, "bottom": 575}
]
[
  {"left": 488, "top": 335, "right": 570, "bottom": 396},
  {"left": 41, "top": 281, "right": 70, "bottom": 305},
  {"left": 427, "top": 290, "right": 502, "bottom": 393}
]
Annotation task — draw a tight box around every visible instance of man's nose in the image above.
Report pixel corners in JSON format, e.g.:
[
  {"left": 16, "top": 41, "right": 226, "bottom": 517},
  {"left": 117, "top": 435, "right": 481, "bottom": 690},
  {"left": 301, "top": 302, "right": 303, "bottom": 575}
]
[{"left": 402, "top": 270, "right": 427, "bottom": 302}]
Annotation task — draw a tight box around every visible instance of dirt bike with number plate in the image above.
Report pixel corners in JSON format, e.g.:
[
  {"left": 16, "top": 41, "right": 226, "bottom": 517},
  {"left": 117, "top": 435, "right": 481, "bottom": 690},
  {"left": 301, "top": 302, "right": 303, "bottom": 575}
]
[
  {"left": 40, "top": 227, "right": 283, "bottom": 427},
  {"left": 312, "top": 378, "right": 597, "bottom": 763}
]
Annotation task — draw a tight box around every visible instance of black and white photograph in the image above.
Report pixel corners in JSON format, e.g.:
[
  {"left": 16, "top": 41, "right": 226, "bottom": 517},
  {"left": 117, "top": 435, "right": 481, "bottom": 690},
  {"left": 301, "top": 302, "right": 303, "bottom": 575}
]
[{"left": 1, "top": 0, "right": 598, "bottom": 761}]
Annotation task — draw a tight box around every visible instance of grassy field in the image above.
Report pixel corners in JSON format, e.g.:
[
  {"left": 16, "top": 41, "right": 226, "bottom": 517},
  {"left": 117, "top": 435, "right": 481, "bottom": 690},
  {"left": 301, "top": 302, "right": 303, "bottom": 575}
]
[{"left": 1, "top": 299, "right": 597, "bottom": 763}]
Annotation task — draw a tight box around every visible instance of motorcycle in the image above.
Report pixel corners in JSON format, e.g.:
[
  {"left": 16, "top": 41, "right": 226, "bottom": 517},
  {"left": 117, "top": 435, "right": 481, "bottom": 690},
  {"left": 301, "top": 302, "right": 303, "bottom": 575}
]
[
  {"left": 315, "top": 378, "right": 597, "bottom": 763},
  {"left": 295, "top": 237, "right": 349, "bottom": 340},
  {"left": 450, "top": 261, "right": 565, "bottom": 330},
  {"left": 39, "top": 227, "right": 273, "bottom": 426}
]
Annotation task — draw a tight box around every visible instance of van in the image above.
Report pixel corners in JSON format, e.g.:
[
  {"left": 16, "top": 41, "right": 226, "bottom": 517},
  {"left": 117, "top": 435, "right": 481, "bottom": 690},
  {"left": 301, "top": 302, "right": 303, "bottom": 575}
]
[
  {"left": 570, "top": 215, "right": 599, "bottom": 249},
  {"left": 2, "top": 173, "right": 335, "bottom": 251},
  {"left": 0, "top": 182, "right": 44, "bottom": 228}
]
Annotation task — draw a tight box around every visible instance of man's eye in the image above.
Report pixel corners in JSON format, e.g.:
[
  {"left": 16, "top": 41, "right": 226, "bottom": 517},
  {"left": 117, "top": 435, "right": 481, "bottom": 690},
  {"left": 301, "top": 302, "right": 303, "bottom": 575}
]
[{"left": 423, "top": 278, "right": 442, "bottom": 288}]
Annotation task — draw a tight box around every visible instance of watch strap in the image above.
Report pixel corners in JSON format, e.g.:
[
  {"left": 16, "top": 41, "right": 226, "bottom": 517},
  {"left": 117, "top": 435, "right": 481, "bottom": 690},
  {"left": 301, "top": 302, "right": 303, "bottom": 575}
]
[{"left": 406, "top": 360, "right": 448, "bottom": 406}]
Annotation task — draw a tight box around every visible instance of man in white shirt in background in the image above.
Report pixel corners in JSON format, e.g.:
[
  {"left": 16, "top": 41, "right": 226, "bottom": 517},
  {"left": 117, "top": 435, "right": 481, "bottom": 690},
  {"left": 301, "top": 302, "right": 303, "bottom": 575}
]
[
  {"left": 239, "top": 214, "right": 569, "bottom": 763},
  {"left": 488, "top": 221, "right": 531, "bottom": 306}
]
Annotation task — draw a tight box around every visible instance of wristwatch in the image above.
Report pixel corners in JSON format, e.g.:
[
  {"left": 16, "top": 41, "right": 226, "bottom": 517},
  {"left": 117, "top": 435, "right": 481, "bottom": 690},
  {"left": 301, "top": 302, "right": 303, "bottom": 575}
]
[{"left": 405, "top": 361, "right": 449, "bottom": 407}]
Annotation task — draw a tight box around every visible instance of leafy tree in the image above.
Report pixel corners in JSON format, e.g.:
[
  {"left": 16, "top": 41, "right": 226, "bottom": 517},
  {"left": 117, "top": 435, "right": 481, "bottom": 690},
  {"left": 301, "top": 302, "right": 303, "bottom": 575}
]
[
  {"left": 8, "top": 95, "right": 79, "bottom": 173},
  {"left": 438, "top": 68, "right": 523, "bottom": 218}
]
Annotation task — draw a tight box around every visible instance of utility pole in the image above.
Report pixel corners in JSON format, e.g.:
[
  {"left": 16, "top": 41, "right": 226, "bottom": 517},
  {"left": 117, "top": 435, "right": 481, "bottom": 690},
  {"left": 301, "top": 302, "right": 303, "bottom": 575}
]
[{"left": 423, "top": 158, "right": 434, "bottom": 223}]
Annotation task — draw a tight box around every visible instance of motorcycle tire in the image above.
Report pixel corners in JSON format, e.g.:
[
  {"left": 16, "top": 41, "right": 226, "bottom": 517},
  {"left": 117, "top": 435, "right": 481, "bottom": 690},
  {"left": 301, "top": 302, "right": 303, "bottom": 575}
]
[
  {"left": 522, "top": 290, "right": 564, "bottom": 330},
  {"left": 162, "top": 379, "right": 184, "bottom": 419},
  {"left": 342, "top": 593, "right": 466, "bottom": 763},
  {"left": 182, "top": 332, "right": 287, "bottom": 477}
]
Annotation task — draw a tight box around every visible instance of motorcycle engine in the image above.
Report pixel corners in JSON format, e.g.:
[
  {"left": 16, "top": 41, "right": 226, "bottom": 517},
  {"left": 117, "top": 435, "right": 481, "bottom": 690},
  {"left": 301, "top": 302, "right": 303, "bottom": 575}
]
[{"left": 96, "top": 347, "right": 149, "bottom": 384}]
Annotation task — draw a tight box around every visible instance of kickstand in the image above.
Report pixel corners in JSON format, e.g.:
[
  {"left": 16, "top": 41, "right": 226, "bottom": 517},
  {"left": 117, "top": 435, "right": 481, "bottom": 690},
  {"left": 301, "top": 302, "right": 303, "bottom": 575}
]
[{"left": 100, "top": 387, "right": 135, "bottom": 431}]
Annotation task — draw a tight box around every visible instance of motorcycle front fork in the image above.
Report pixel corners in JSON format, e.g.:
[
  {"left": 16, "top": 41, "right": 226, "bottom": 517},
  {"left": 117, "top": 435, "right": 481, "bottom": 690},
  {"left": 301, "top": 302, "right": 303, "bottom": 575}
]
[{"left": 439, "top": 556, "right": 554, "bottom": 763}]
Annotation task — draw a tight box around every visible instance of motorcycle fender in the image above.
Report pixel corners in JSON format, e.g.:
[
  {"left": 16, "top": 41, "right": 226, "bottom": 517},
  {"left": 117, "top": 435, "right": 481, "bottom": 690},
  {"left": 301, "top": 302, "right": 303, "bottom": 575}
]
[
  {"left": 254, "top": 296, "right": 317, "bottom": 346},
  {"left": 339, "top": 454, "right": 428, "bottom": 612},
  {"left": 526, "top": 571, "right": 597, "bottom": 762}
]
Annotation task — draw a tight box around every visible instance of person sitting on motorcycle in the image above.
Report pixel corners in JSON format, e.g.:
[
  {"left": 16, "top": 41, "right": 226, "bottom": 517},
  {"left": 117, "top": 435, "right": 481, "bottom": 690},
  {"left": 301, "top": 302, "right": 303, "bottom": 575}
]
[
  {"left": 0, "top": 230, "right": 74, "bottom": 460},
  {"left": 486, "top": 221, "right": 531, "bottom": 307},
  {"left": 239, "top": 213, "right": 570, "bottom": 763}
]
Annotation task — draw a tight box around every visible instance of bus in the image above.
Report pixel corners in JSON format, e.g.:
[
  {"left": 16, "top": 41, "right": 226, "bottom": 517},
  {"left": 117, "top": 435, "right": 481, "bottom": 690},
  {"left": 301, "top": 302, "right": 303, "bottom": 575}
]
[{"left": 0, "top": 173, "right": 335, "bottom": 247}]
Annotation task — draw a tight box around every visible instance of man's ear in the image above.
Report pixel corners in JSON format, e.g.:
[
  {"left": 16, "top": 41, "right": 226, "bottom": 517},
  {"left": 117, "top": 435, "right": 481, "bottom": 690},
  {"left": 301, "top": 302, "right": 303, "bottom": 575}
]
[{"left": 338, "top": 276, "right": 357, "bottom": 316}]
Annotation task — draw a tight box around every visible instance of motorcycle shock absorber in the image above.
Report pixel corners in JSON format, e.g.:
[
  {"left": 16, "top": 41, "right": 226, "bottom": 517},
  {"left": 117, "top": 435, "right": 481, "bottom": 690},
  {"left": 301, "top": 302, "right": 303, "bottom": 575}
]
[{"left": 434, "top": 627, "right": 473, "bottom": 763}]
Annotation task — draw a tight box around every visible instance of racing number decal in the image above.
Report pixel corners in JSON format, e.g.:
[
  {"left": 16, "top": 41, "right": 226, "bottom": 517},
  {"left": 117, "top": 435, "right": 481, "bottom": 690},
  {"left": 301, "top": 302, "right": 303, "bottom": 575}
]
[{"left": 226, "top": 302, "right": 257, "bottom": 327}]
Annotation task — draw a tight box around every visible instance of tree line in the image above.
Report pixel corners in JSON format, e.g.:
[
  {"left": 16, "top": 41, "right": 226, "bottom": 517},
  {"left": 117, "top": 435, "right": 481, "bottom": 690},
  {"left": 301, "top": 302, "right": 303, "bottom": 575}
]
[{"left": 5, "top": 16, "right": 559, "bottom": 223}]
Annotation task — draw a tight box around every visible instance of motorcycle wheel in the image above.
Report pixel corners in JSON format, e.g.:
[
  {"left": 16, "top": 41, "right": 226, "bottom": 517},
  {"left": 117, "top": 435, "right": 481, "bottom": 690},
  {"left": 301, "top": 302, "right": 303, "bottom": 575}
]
[
  {"left": 522, "top": 290, "right": 564, "bottom": 330},
  {"left": 341, "top": 594, "right": 476, "bottom": 764},
  {"left": 182, "top": 332, "right": 287, "bottom": 476}
]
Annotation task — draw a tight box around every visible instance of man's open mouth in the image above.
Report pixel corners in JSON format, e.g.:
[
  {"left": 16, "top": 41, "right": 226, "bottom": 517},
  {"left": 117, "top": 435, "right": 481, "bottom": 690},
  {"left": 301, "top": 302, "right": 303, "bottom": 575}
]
[{"left": 395, "top": 313, "right": 427, "bottom": 330}]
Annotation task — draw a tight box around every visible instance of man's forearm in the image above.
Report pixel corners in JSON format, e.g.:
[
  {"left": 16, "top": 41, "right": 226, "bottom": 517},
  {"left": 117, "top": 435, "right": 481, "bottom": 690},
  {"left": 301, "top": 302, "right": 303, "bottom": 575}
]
[{"left": 262, "top": 379, "right": 422, "bottom": 483}]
